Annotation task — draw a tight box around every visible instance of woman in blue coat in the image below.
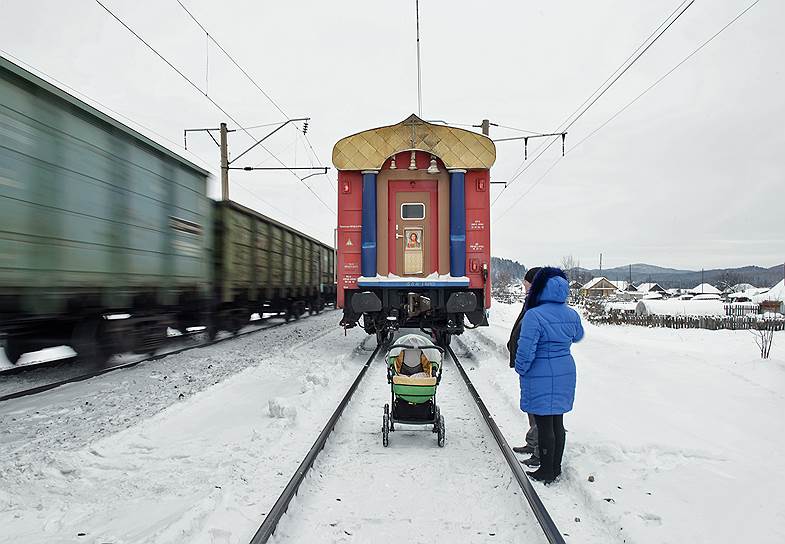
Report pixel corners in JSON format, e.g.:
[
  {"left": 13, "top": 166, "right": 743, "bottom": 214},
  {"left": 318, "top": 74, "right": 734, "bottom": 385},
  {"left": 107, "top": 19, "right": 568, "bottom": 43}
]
[{"left": 515, "top": 267, "right": 584, "bottom": 483}]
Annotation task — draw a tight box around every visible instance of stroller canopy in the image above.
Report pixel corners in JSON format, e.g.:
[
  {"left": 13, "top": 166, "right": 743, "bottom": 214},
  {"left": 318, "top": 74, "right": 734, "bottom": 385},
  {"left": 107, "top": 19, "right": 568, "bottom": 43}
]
[{"left": 387, "top": 334, "right": 443, "bottom": 365}]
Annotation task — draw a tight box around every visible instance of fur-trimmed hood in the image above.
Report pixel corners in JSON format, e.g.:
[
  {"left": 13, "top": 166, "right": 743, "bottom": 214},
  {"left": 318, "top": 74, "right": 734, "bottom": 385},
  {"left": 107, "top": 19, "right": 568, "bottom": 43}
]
[{"left": 524, "top": 266, "right": 569, "bottom": 310}]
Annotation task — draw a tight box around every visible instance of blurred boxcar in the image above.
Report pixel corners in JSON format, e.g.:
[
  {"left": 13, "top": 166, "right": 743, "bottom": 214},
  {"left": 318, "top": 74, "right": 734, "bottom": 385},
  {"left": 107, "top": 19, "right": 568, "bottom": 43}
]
[
  {"left": 0, "top": 57, "right": 213, "bottom": 362},
  {"left": 333, "top": 115, "right": 494, "bottom": 345},
  {"left": 0, "top": 56, "right": 336, "bottom": 364},
  {"left": 211, "top": 200, "right": 335, "bottom": 333}
]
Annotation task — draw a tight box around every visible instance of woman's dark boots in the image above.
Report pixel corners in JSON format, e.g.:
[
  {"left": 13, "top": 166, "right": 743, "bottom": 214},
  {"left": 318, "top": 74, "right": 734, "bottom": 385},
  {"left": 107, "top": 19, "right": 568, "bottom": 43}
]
[
  {"left": 553, "top": 429, "right": 565, "bottom": 478},
  {"left": 528, "top": 444, "right": 555, "bottom": 483},
  {"left": 528, "top": 414, "right": 564, "bottom": 483}
]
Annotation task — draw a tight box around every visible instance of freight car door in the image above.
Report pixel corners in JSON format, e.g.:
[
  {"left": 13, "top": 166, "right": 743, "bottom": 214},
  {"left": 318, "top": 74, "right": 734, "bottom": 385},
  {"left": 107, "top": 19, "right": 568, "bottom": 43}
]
[{"left": 389, "top": 180, "right": 437, "bottom": 277}]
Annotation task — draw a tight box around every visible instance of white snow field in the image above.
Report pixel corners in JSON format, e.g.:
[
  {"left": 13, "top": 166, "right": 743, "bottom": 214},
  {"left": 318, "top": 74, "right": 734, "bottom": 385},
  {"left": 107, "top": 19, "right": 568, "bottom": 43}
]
[
  {"left": 273, "top": 348, "right": 551, "bottom": 544},
  {"left": 2, "top": 304, "right": 784, "bottom": 544},
  {"left": 462, "top": 302, "right": 785, "bottom": 544},
  {"left": 0, "top": 313, "right": 375, "bottom": 543}
]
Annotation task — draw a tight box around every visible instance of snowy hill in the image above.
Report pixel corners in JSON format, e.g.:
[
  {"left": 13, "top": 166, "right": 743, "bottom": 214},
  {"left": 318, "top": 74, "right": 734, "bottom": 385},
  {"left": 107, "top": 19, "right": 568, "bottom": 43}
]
[{"left": 573, "top": 263, "right": 784, "bottom": 289}]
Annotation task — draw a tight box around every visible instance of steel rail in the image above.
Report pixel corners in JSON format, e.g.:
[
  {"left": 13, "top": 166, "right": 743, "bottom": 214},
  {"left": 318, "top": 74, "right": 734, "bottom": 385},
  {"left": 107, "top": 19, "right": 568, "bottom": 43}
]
[
  {"left": 248, "top": 343, "right": 382, "bottom": 544},
  {"left": 446, "top": 344, "right": 566, "bottom": 544},
  {"left": 0, "top": 310, "right": 333, "bottom": 403}
]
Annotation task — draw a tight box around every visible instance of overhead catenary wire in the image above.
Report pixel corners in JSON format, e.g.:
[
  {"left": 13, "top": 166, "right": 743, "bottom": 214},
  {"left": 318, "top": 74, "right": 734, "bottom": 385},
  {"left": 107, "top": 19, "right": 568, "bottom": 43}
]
[
  {"left": 493, "top": 0, "right": 762, "bottom": 225},
  {"left": 492, "top": 0, "right": 695, "bottom": 207},
  {"left": 94, "top": 0, "right": 335, "bottom": 215},
  {"left": 174, "top": 0, "right": 337, "bottom": 194}
]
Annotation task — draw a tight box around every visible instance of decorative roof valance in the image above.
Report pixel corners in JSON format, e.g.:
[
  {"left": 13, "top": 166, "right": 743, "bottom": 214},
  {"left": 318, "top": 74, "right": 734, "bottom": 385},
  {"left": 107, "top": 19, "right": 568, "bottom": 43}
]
[{"left": 332, "top": 114, "right": 496, "bottom": 171}]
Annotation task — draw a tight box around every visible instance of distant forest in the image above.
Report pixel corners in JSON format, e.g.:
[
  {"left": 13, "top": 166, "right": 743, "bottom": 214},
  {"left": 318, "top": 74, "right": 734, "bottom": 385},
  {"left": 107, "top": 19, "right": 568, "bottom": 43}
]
[{"left": 491, "top": 257, "right": 526, "bottom": 284}]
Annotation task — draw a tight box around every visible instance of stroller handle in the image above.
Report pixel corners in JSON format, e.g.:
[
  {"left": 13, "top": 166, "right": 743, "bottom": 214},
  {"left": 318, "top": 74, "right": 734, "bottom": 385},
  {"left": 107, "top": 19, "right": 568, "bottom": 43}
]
[{"left": 387, "top": 343, "right": 445, "bottom": 353}]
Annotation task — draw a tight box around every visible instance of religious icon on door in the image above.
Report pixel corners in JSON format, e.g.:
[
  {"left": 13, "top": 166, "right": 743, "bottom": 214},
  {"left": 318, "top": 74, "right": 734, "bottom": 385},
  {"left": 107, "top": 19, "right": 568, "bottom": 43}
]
[{"left": 404, "top": 228, "right": 423, "bottom": 274}]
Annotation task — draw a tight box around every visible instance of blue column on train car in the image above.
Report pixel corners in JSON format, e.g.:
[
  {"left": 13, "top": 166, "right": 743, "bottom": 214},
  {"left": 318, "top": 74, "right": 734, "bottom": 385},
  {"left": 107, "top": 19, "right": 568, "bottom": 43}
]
[
  {"left": 361, "top": 170, "right": 378, "bottom": 277},
  {"left": 449, "top": 169, "right": 467, "bottom": 277}
]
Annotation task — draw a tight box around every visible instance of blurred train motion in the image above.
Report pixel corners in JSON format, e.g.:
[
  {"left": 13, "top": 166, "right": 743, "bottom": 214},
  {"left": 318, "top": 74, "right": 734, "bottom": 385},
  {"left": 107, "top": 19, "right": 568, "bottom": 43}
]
[
  {"left": 333, "top": 116, "right": 494, "bottom": 346},
  {"left": 0, "top": 56, "right": 335, "bottom": 365}
]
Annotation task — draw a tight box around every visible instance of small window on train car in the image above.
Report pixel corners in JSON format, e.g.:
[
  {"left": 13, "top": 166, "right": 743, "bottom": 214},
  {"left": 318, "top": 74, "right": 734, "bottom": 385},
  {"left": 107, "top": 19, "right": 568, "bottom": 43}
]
[{"left": 401, "top": 203, "right": 425, "bottom": 220}]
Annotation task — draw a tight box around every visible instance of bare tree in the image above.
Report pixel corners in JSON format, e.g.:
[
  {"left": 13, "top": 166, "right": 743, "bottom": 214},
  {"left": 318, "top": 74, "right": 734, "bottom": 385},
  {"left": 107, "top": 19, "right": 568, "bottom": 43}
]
[
  {"left": 560, "top": 255, "right": 580, "bottom": 282},
  {"left": 751, "top": 321, "right": 775, "bottom": 359}
]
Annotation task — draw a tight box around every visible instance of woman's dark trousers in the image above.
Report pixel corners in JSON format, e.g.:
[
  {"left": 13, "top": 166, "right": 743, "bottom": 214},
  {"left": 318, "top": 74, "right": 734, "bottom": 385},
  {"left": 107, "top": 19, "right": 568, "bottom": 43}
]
[{"left": 532, "top": 414, "right": 565, "bottom": 480}]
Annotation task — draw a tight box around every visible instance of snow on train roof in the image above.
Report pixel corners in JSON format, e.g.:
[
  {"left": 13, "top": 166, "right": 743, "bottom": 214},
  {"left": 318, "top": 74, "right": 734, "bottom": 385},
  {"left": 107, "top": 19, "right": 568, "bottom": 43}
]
[{"left": 358, "top": 273, "right": 470, "bottom": 288}]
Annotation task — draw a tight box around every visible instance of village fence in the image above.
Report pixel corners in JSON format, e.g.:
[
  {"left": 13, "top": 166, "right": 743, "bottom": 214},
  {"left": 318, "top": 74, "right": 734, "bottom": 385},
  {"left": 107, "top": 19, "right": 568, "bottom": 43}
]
[{"left": 595, "top": 312, "right": 785, "bottom": 331}]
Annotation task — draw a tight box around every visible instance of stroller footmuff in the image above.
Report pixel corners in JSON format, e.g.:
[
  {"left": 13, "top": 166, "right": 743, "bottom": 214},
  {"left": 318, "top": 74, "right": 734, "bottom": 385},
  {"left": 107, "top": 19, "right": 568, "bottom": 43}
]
[{"left": 382, "top": 334, "right": 445, "bottom": 447}]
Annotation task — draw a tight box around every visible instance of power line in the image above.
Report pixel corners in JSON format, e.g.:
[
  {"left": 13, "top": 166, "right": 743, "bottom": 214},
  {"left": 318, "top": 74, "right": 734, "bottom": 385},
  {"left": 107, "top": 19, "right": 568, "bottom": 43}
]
[
  {"left": 493, "top": 0, "right": 761, "bottom": 225},
  {"left": 567, "top": 0, "right": 762, "bottom": 157},
  {"left": 496, "top": 124, "right": 548, "bottom": 135},
  {"left": 493, "top": 0, "right": 695, "bottom": 206},
  {"left": 94, "top": 0, "right": 335, "bottom": 214},
  {"left": 173, "top": 0, "right": 336, "bottom": 193}
]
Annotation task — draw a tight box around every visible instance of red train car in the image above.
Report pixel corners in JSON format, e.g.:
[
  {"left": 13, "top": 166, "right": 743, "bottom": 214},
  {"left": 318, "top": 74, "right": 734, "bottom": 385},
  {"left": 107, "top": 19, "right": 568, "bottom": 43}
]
[{"left": 333, "top": 115, "right": 496, "bottom": 345}]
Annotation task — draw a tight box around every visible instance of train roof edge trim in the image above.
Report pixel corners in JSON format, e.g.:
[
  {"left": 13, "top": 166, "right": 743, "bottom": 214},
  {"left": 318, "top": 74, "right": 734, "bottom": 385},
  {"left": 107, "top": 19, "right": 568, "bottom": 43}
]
[
  {"left": 218, "top": 199, "right": 334, "bottom": 250},
  {"left": 332, "top": 114, "right": 496, "bottom": 171},
  {"left": 0, "top": 55, "right": 211, "bottom": 177}
]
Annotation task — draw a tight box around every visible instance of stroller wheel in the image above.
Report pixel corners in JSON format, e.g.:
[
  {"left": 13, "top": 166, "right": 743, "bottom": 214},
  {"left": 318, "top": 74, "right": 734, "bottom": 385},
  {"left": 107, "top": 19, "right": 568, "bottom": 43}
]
[
  {"left": 382, "top": 404, "right": 390, "bottom": 447},
  {"left": 432, "top": 405, "right": 440, "bottom": 433},
  {"left": 437, "top": 413, "right": 445, "bottom": 447}
]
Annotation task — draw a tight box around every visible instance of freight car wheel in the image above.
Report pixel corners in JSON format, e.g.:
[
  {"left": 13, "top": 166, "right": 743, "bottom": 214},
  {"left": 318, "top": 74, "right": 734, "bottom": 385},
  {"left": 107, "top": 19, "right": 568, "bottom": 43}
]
[
  {"left": 2, "top": 338, "right": 25, "bottom": 365},
  {"left": 72, "top": 317, "right": 111, "bottom": 367}
]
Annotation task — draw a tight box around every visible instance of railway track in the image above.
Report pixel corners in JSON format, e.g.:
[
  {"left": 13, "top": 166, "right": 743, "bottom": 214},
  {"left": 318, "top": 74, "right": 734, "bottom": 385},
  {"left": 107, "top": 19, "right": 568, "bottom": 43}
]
[
  {"left": 0, "top": 311, "right": 332, "bottom": 403},
  {"left": 248, "top": 335, "right": 565, "bottom": 544}
]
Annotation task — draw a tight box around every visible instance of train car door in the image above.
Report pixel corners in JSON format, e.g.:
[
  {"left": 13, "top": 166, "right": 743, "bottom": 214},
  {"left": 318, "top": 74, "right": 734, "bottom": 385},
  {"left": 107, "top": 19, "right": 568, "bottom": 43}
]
[{"left": 388, "top": 180, "right": 438, "bottom": 277}]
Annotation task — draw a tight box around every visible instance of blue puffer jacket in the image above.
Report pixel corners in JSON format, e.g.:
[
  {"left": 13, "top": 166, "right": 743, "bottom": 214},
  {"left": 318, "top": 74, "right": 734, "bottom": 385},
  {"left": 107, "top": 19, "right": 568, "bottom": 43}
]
[{"left": 515, "top": 268, "right": 584, "bottom": 415}]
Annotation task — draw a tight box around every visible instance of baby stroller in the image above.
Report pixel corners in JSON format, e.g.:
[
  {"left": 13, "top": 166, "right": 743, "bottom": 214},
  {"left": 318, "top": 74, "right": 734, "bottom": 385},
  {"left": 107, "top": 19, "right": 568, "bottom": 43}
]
[{"left": 382, "top": 334, "right": 445, "bottom": 447}]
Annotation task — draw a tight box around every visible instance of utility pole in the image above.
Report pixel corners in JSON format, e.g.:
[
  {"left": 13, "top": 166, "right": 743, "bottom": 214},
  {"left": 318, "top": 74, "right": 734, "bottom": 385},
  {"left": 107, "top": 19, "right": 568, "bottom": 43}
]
[
  {"left": 184, "top": 118, "right": 328, "bottom": 203},
  {"left": 599, "top": 253, "right": 603, "bottom": 273},
  {"left": 481, "top": 119, "right": 490, "bottom": 136},
  {"left": 219, "top": 122, "right": 229, "bottom": 201}
]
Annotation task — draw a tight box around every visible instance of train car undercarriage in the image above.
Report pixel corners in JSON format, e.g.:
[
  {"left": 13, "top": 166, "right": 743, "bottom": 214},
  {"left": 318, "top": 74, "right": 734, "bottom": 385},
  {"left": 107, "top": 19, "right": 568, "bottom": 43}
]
[{"left": 340, "top": 287, "right": 487, "bottom": 346}]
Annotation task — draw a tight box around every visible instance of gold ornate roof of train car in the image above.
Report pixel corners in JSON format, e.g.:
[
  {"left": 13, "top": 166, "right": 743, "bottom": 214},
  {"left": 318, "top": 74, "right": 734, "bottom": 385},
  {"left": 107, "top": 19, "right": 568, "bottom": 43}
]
[{"left": 332, "top": 115, "right": 496, "bottom": 171}]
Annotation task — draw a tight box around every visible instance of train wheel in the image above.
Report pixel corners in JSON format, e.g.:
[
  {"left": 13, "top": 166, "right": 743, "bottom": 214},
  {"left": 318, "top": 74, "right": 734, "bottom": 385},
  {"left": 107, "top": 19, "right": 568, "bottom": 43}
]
[
  {"left": 72, "top": 317, "right": 111, "bottom": 368},
  {"left": 2, "top": 338, "right": 25, "bottom": 365},
  {"left": 375, "top": 329, "right": 386, "bottom": 346},
  {"left": 435, "top": 331, "right": 451, "bottom": 348},
  {"left": 206, "top": 318, "right": 219, "bottom": 342}
]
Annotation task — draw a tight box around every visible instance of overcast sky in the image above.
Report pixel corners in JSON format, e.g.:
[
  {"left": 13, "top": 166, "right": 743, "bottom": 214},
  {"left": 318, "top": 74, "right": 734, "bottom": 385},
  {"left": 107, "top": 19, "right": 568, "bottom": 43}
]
[{"left": 2, "top": 0, "right": 783, "bottom": 270}]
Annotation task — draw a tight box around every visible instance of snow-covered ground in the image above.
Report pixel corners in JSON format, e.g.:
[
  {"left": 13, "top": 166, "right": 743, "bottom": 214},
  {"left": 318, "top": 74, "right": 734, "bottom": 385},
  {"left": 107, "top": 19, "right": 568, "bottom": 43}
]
[
  {"left": 273, "top": 347, "right": 548, "bottom": 544},
  {"left": 0, "top": 313, "right": 372, "bottom": 543},
  {"left": 2, "top": 303, "right": 784, "bottom": 543},
  {"left": 462, "top": 302, "right": 785, "bottom": 544}
]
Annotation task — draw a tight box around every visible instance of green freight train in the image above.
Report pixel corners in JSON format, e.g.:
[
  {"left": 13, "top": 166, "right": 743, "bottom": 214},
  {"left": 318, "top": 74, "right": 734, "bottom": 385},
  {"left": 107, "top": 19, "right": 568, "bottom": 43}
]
[{"left": 0, "top": 56, "right": 335, "bottom": 364}]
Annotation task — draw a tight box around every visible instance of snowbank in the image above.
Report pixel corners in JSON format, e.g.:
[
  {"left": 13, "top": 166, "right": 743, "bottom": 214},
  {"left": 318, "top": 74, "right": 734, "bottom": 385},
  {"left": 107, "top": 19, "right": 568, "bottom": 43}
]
[{"left": 635, "top": 299, "right": 726, "bottom": 316}]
